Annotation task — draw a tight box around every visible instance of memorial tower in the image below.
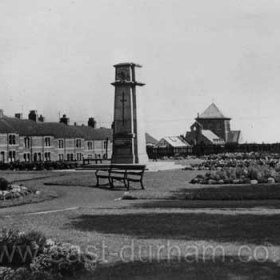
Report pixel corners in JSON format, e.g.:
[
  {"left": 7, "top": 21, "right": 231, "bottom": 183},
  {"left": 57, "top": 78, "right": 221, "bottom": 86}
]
[{"left": 111, "top": 63, "right": 148, "bottom": 164}]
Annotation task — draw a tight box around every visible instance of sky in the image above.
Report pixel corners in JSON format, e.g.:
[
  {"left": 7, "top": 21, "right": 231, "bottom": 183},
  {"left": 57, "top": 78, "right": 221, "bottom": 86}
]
[{"left": 1, "top": 0, "right": 280, "bottom": 143}]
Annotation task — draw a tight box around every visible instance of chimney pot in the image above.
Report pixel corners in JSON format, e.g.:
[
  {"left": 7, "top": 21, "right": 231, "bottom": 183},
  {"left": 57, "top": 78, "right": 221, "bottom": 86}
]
[
  {"left": 15, "top": 113, "right": 23, "bottom": 120},
  {"left": 60, "top": 114, "right": 69, "bottom": 125},
  {"left": 28, "top": 110, "right": 38, "bottom": 122},
  {"left": 38, "top": 115, "right": 45, "bottom": 122},
  {"left": 88, "top": 117, "right": 96, "bottom": 128}
]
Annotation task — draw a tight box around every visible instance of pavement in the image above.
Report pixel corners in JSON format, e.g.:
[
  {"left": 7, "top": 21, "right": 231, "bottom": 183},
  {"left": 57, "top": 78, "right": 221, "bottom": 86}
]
[{"left": 146, "top": 161, "right": 185, "bottom": 172}]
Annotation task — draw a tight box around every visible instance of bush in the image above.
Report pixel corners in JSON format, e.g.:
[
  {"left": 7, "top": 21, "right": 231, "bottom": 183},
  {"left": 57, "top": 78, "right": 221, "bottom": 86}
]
[
  {"left": 0, "top": 267, "right": 54, "bottom": 280},
  {"left": 0, "top": 228, "right": 96, "bottom": 279},
  {"left": 0, "top": 178, "right": 9, "bottom": 191},
  {"left": 0, "top": 229, "right": 47, "bottom": 266},
  {"left": 30, "top": 242, "right": 95, "bottom": 278}
]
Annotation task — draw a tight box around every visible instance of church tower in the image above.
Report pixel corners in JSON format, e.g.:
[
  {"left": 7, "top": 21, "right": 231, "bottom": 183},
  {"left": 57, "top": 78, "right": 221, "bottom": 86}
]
[{"left": 111, "top": 63, "right": 149, "bottom": 164}]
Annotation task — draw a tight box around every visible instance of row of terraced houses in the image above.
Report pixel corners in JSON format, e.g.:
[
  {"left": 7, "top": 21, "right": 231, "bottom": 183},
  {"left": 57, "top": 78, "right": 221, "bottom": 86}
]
[{"left": 0, "top": 109, "right": 112, "bottom": 163}]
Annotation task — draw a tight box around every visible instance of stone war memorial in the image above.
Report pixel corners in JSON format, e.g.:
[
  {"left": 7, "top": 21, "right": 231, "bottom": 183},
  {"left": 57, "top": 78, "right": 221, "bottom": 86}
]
[{"left": 111, "top": 62, "right": 149, "bottom": 164}]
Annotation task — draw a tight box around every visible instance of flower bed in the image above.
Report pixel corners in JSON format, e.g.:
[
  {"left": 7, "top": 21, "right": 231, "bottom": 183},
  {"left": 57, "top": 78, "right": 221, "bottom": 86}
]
[
  {"left": 193, "top": 152, "right": 280, "bottom": 170},
  {"left": 190, "top": 165, "right": 280, "bottom": 185},
  {"left": 0, "top": 177, "right": 35, "bottom": 201},
  {"left": 0, "top": 228, "right": 95, "bottom": 280},
  {"left": 185, "top": 184, "right": 280, "bottom": 200}
]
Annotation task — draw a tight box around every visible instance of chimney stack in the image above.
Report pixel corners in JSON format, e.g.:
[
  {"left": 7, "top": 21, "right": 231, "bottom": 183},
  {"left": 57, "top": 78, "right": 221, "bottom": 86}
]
[
  {"left": 0, "top": 109, "right": 4, "bottom": 118},
  {"left": 60, "top": 114, "right": 69, "bottom": 125},
  {"left": 28, "top": 110, "right": 38, "bottom": 122},
  {"left": 88, "top": 117, "right": 96, "bottom": 128},
  {"left": 38, "top": 115, "right": 45, "bottom": 122},
  {"left": 15, "top": 113, "right": 23, "bottom": 120}
]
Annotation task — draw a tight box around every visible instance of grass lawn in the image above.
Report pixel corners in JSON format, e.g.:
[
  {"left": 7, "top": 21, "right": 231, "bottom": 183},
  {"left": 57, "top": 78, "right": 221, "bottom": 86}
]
[{"left": 0, "top": 169, "right": 280, "bottom": 279}]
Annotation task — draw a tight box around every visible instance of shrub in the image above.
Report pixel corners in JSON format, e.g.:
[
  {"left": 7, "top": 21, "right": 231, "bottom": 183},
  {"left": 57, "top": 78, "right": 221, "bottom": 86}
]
[
  {"left": 0, "top": 267, "right": 54, "bottom": 280},
  {"left": 0, "top": 229, "right": 96, "bottom": 279},
  {"left": 30, "top": 242, "right": 95, "bottom": 278},
  {"left": 0, "top": 229, "right": 47, "bottom": 266},
  {"left": 0, "top": 178, "right": 9, "bottom": 191}
]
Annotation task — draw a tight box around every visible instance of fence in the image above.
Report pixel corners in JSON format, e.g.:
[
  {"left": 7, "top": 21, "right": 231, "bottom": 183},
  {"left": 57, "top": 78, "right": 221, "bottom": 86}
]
[{"left": 147, "top": 143, "right": 280, "bottom": 159}]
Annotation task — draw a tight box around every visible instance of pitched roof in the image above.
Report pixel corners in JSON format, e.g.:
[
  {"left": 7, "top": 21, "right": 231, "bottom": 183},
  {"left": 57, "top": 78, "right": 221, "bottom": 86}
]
[
  {"left": 157, "top": 136, "right": 191, "bottom": 148},
  {"left": 72, "top": 126, "right": 113, "bottom": 141},
  {"left": 0, "top": 116, "right": 112, "bottom": 140},
  {"left": 37, "top": 123, "right": 84, "bottom": 138},
  {"left": 145, "top": 133, "right": 158, "bottom": 145},
  {"left": 197, "top": 103, "right": 230, "bottom": 119},
  {"left": 1, "top": 117, "right": 42, "bottom": 136},
  {"left": 201, "top": 130, "right": 225, "bottom": 144}
]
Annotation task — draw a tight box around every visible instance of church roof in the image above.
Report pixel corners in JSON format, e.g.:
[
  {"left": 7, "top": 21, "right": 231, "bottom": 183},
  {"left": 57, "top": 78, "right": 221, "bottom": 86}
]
[
  {"left": 201, "top": 130, "right": 225, "bottom": 144},
  {"left": 197, "top": 103, "right": 230, "bottom": 119}
]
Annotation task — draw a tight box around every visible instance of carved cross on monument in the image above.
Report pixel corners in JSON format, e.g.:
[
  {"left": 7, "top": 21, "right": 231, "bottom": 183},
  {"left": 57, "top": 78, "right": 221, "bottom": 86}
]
[{"left": 120, "top": 92, "right": 127, "bottom": 126}]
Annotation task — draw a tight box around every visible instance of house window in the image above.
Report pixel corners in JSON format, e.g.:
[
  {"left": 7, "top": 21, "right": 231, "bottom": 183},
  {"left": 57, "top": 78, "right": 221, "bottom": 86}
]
[
  {"left": 8, "top": 151, "right": 16, "bottom": 162},
  {"left": 103, "top": 140, "right": 107, "bottom": 149},
  {"left": 58, "top": 140, "right": 64, "bottom": 149},
  {"left": 87, "top": 141, "right": 93, "bottom": 150},
  {"left": 24, "top": 137, "right": 30, "bottom": 148},
  {"left": 76, "top": 139, "right": 81, "bottom": 148},
  {"left": 76, "top": 153, "right": 83, "bottom": 161},
  {"left": 8, "top": 135, "right": 16, "bottom": 145},
  {"left": 45, "top": 137, "right": 51, "bottom": 147},
  {"left": 44, "top": 152, "right": 51, "bottom": 161},
  {"left": 59, "top": 154, "right": 64, "bottom": 161},
  {"left": 23, "top": 153, "right": 31, "bottom": 162},
  {"left": 67, "top": 154, "right": 74, "bottom": 161}
]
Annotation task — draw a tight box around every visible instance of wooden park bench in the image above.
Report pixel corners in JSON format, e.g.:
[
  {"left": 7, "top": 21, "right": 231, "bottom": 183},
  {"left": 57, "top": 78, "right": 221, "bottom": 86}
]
[{"left": 95, "top": 164, "right": 146, "bottom": 190}]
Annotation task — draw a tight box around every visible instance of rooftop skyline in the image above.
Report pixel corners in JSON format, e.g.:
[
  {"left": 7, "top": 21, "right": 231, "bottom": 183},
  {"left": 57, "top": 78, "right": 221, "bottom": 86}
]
[{"left": 1, "top": 0, "right": 280, "bottom": 143}]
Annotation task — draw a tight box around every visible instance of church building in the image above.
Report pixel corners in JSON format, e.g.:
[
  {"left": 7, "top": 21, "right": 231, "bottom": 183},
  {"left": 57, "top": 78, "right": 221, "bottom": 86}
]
[{"left": 185, "top": 103, "right": 242, "bottom": 145}]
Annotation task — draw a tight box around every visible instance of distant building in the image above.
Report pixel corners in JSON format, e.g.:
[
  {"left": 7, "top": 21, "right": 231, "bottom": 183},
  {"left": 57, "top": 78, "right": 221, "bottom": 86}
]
[
  {"left": 185, "top": 103, "right": 242, "bottom": 145},
  {"left": 156, "top": 136, "right": 192, "bottom": 156},
  {"left": 0, "top": 110, "right": 112, "bottom": 163},
  {"left": 145, "top": 133, "right": 158, "bottom": 147}
]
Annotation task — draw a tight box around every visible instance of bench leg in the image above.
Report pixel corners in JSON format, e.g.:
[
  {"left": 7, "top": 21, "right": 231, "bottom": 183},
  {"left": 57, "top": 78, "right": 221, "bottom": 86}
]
[
  {"left": 140, "top": 179, "right": 145, "bottom": 190},
  {"left": 126, "top": 180, "right": 129, "bottom": 191},
  {"left": 109, "top": 177, "right": 114, "bottom": 189},
  {"left": 96, "top": 176, "right": 99, "bottom": 187}
]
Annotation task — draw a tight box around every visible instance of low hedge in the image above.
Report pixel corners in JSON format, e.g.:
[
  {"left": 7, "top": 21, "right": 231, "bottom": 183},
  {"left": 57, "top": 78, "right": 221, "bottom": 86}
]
[{"left": 0, "top": 161, "right": 80, "bottom": 171}]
